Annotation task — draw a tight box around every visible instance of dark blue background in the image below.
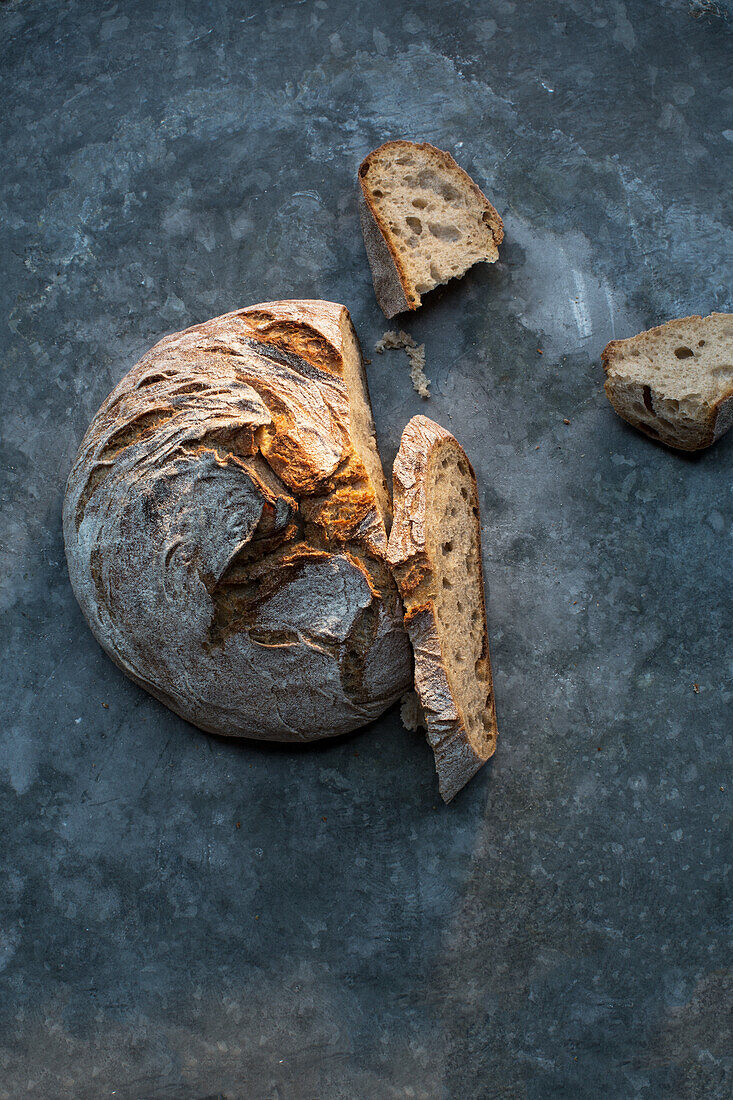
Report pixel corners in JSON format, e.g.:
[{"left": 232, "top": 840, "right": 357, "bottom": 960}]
[{"left": 1, "top": 1, "right": 731, "bottom": 1096}]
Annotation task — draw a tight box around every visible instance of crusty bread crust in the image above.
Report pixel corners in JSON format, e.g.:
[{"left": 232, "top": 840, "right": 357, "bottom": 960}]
[
  {"left": 358, "top": 188, "right": 412, "bottom": 319},
  {"left": 387, "top": 415, "right": 498, "bottom": 802},
  {"left": 602, "top": 312, "right": 733, "bottom": 451},
  {"left": 358, "top": 140, "right": 504, "bottom": 318},
  {"left": 63, "top": 301, "right": 412, "bottom": 742}
]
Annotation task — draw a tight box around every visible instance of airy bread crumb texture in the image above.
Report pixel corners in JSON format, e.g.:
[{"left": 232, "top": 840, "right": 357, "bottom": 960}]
[
  {"left": 360, "top": 141, "right": 502, "bottom": 310},
  {"left": 602, "top": 312, "right": 733, "bottom": 451},
  {"left": 426, "top": 442, "right": 495, "bottom": 759},
  {"left": 375, "top": 329, "right": 431, "bottom": 398}
]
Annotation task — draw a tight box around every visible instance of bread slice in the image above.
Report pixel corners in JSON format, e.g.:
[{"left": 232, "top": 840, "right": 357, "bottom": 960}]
[
  {"left": 358, "top": 141, "right": 504, "bottom": 318},
  {"left": 387, "top": 415, "right": 498, "bottom": 802},
  {"left": 602, "top": 312, "right": 733, "bottom": 451}
]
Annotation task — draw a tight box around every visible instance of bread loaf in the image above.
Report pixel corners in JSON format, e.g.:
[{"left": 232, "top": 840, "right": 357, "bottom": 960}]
[
  {"left": 602, "top": 313, "right": 733, "bottom": 451},
  {"left": 63, "top": 301, "right": 413, "bottom": 741},
  {"left": 387, "top": 415, "right": 498, "bottom": 802},
  {"left": 358, "top": 141, "right": 503, "bottom": 318}
]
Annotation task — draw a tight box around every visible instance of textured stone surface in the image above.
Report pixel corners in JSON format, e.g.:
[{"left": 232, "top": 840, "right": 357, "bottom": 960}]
[{"left": 1, "top": 1, "right": 731, "bottom": 1097}]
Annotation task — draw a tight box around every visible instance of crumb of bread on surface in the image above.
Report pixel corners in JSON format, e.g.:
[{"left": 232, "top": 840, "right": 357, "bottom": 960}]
[
  {"left": 375, "top": 329, "right": 415, "bottom": 353},
  {"left": 375, "top": 330, "right": 431, "bottom": 399},
  {"left": 400, "top": 691, "right": 425, "bottom": 731}
]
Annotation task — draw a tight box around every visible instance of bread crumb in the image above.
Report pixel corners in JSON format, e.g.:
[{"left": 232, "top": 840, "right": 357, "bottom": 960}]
[
  {"left": 375, "top": 330, "right": 431, "bottom": 399},
  {"left": 375, "top": 329, "right": 413, "bottom": 353},
  {"left": 563, "top": 418, "right": 571, "bottom": 425},
  {"left": 400, "top": 691, "right": 425, "bottom": 731}
]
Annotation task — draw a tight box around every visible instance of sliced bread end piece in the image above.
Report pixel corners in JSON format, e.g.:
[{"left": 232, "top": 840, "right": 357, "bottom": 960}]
[
  {"left": 602, "top": 312, "right": 733, "bottom": 451},
  {"left": 359, "top": 141, "right": 503, "bottom": 318},
  {"left": 387, "top": 415, "right": 498, "bottom": 802}
]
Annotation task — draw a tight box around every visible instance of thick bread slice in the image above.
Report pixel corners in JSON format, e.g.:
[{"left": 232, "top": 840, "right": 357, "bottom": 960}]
[
  {"left": 358, "top": 141, "right": 504, "bottom": 318},
  {"left": 602, "top": 312, "right": 733, "bottom": 451},
  {"left": 63, "top": 301, "right": 413, "bottom": 743},
  {"left": 387, "top": 415, "right": 498, "bottom": 802}
]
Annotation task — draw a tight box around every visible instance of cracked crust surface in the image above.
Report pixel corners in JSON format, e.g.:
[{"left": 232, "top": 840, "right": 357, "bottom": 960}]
[
  {"left": 602, "top": 312, "right": 733, "bottom": 451},
  {"left": 358, "top": 140, "right": 503, "bottom": 318},
  {"left": 63, "top": 301, "right": 412, "bottom": 742},
  {"left": 387, "top": 415, "right": 498, "bottom": 802}
]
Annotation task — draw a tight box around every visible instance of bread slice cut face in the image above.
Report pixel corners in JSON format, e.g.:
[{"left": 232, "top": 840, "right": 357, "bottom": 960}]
[
  {"left": 358, "top": 141, "right": 504, "bottom": 318},
  {"left": 602, "top": 312, "right": 733, "bottom": 451},
  {"left": 387, "top": 415, "right": 498, "bottom": 802}
]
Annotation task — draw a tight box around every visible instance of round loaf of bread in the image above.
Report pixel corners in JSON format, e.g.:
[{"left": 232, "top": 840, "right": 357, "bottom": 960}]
[{"left": 63, "top": 301, "right": 412, "bottom": 741}]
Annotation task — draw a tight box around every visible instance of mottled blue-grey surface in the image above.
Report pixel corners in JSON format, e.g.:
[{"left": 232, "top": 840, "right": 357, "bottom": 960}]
[{"left": 1, "top": 0, "right": 732, "bottom": 1097}]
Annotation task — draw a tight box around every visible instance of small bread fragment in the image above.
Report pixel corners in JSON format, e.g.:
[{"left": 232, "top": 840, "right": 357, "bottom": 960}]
[
  {"left": 400, "top": 691, "right": 425, "bottom": 732},
  {"left": 387, "top": 415, "right": 498, "bottom": 802},
  {"left": 358, "top": 140, "right": 503, "bottom": 318},
  {"left": 375, "top": 329, "right": 431, "bottom": 398},
  {"left": 602, "top": 312, "right": 733, "bottom": 451}
]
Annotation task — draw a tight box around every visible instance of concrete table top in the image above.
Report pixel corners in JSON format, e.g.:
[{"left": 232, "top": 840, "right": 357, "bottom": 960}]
[{"left": 1, "top": 1, "right": 731, "bottom": 1097}]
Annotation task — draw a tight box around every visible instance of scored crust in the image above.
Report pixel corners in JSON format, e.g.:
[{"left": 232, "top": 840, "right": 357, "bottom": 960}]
[
  {"left": 602, "top": 312, "right": 733, "bottom": 451},
  {"left": 358, "top": 140, "right": 504, "bottom": 318},
  {"left": 387, "top": 415, "right": 498, "bottom": 802},
  {"left": 63, "top": 300, "right": 413, "bottom": 742}
]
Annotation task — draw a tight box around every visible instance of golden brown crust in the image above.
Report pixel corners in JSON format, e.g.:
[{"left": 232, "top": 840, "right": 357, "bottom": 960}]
[
  {"left": 358, "top": 141, "right": 504, "bottom": 317},
  {"left": 63, "top": 300, "right": 412, "bottom": 742}
]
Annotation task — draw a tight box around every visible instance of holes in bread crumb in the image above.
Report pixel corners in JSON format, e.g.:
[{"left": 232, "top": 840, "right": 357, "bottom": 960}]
[
  {"left": 428, "top": 222, "right": 461, "bottom": 242},
  {"left": 442, "top": 541, "right": 453, "bottom": 555},
  {"left": 396, "top": 156, "right": 413, "bottom": 166},
  {"left": 460, "top": 487, "right": 469, "bottom": 500},
  {"left": 412, "top": 197, "right": 428, "bottom": 210},
  {"left": 698, "top": 340, "right": 705, "bottom": 347},
  {"left": 674, "top": 346, "right": 694, "bottom": 359},
  {"left": 405, "top": 216, "right": 423, "bottom": 234},
  {"left": 429, "top": 263, "right": 442, "bottom": 282},
  {"left": 642, "top": 384, "right": 653, "bottom": 412},
  {"left": 372, "top": 189, "right": 384, "bottom": 198},
  {"left": 442, "top": 577, "right": 452, "bottom": 589}
]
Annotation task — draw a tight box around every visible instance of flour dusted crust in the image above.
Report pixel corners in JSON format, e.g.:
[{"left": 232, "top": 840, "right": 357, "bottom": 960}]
[
  {"left": 63, "top": 301, "right": 412, "bottom": 741},
  {"left": 387, "top": 415, "right": 498, "bottom": 802}
]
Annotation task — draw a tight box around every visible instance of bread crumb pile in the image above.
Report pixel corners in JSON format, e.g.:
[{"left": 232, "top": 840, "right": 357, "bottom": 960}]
[{"left": 375, "top": 330, "right": 431, "bottom": 399}]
